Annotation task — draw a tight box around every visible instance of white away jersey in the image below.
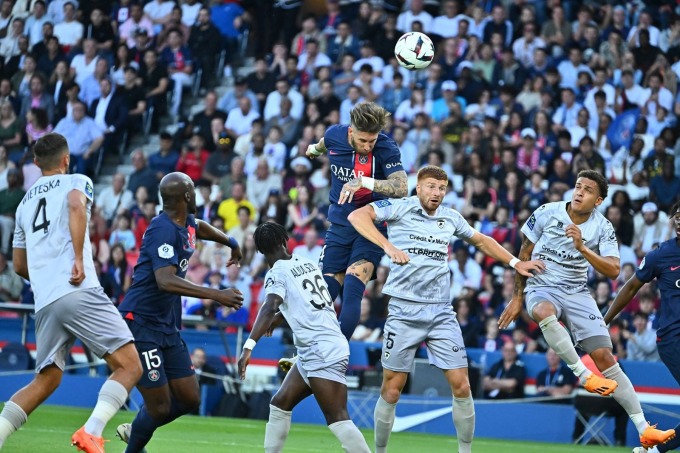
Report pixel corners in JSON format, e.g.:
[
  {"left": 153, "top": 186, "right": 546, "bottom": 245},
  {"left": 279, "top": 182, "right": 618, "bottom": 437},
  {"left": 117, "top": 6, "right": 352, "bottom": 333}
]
[
  {"left": 264, "top": 255, "right": 349, "bottom": 362},
  {"left": 13, "top": 174, "right": 100, "bottom": 311},
  {"left": 371, "top": 196, "right": 475, "bottom": 303},
  {"left": 521, "top": 201, "right": 619, "bottom": 293}
]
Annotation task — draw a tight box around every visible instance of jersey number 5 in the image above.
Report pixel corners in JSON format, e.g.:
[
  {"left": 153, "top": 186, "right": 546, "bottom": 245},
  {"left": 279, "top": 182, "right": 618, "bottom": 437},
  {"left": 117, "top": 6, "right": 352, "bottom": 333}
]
[
  {"left": 32, "top": 198, "right": 50, "bottom": 234},
  {"left": 302, "top": 275, "right": 333, "bottom": 309}
]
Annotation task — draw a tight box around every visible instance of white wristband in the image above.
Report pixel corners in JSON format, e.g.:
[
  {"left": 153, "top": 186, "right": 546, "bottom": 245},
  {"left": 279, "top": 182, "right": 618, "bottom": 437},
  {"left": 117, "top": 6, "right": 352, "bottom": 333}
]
[
  {"left": 361, "top": 176, "right": 375, "bottom": 191},
  {"left": 243, "top": 338, "right": 256, "bottom": 350},
  {"left": 509, "top": 257, "right": 520, "bottom": 269}
]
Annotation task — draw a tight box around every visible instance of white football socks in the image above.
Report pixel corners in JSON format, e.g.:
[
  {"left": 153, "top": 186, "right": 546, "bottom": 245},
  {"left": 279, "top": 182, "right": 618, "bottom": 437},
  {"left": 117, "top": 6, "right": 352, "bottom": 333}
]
[
  {"left": 264, "top": 404, "right": 291, "bottom": 453},
  {"left": 84, "top": 379, "right": 129, "bottom": 437},
  {"left": 374, "top": 396, "right": 396, "bottom": 453},
  {"left": 328, "top": 420, "right": 371, "bottom": 453},
  {"left": 452, "top": 396, "right": 475, "bottom": 453},
  {"left": 0, "top": 401, "right": 27, "bottom": 448},
  {"left": 539, "top": 315, "right": 590, "bottom": 383}
]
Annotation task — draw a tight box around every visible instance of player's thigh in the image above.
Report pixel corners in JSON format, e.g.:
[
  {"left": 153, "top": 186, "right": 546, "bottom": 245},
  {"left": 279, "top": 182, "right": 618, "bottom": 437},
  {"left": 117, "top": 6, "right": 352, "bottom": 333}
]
[
  {"left": 34, "top": 300, "right": 77, "bottom": 372},
  {"left": 657, "top": 337, "right": 680, "bottom": 386},
  {"left": 309, "top": 377, "right": 350, "bottom": 425},
  {"left": 61, "top": 287, "right": 135, "bottom": 359},
  {"left": 349, "top": 230, "right": 386, "bottom": 277},
  {"left": 270, "top": 361, "right": 313, "bottom": 411},
  {"left": 381, "top": 301, "right": 428, "bottom": 373},
  {"left": 526, "top": 288, "right": 565, "bottom": 322},
  {"left": 381, "top": 368, "right": 409, "bottom": 403},
  {"left": 559, "top": 291, "right": 611, "bottom": 353},
  {"left": 137, "top": 384, "right": 174, "bottom": 419},
  {"left": 168, "top": 375, "right": 201, "bottom": 410},
  {"left": 319, "top": 224, "right": 353, "bottom": 275},
  {"left": 425, "top": 303, "right": 468, "bottom": 372}
]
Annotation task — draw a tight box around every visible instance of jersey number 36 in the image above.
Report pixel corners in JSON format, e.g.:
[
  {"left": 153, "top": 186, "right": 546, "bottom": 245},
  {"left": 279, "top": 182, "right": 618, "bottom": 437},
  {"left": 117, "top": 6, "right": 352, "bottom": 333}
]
[{"left": 302, "top": 275, "right": 333, "bottom": 309}]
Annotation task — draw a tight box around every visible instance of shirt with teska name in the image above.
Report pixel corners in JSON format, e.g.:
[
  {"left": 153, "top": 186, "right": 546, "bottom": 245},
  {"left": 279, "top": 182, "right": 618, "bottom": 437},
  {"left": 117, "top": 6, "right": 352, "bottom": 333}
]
[
  {"left": 263, "top": 254, "right": 348, "bottom": 363},
  {"left": 521, "top": 201, "right": 619, "bottom": 294},
  {"left": 13, "top": 174, "right": 99, "bottom": 311},
  {"left": 324, "top": 124, "right": 403, "bottom": 227},
  {"left": 119, "top": 212, "right": 197, "bottom": 334},
  {"left": 635, "top": 238, "right": 680, "bottom": 339},
  {"left": 371, "top": 196, "right": 475, "bottom": 304}
]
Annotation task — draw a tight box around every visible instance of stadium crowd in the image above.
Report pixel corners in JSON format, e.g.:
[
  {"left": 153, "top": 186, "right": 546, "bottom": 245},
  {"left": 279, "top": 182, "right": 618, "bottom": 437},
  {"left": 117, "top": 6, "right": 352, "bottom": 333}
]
[{"left": 0, "top": 0, "right": 679, "bottom": 369}]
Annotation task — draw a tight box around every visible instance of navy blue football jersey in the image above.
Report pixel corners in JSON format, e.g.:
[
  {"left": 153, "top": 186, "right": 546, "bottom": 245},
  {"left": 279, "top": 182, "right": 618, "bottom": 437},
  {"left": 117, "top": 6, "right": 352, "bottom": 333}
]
[
  {"left": 324, "top": 124, "right": 403, "bottom": 226},
  {"left": 119, "top": 212, "right": 197, "bottom": 334},
  {"left": 635, "top": 238, "right": 680, "bottom": 339}
]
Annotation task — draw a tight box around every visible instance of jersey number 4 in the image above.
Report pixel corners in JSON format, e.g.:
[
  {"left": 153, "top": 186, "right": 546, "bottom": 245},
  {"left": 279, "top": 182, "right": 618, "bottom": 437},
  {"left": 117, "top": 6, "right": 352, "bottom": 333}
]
[
  {"left": 302, "top": 275, "right": 333, "bottom": 309},
  {"left": 32, "top": 198, "right": 50, "bottom": 234}
]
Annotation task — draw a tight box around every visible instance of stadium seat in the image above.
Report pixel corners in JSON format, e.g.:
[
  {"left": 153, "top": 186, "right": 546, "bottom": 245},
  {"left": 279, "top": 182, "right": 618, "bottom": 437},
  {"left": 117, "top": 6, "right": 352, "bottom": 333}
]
[{"left": 0, "top": 342, "right": 31, "bottom": 371}]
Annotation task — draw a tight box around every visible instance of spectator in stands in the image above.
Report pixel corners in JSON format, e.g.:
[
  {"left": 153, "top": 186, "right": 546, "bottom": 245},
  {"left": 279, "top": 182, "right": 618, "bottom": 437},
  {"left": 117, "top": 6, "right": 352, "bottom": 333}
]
[
  {"left": 210, "top": 0, "right": 248, "bottom": 75},
  {"left": 117, "top": 66, "right": 146, "bottom": 135},
  {"left": 246, "top": 157, "right": 282, "bottom": 211},
  {"left": 287, "top": 184, "right": 318, "bottom": 240},
  {"left": 292, "top": 228, "right": 322, "bottom": 263},
  {"left": 634, "top": 202, "right": 669, "bottom": 258},
  {"left": 105, "top": 243, "right": 132, "bottom": 304},
  {"left": 0, "top": 168, "right": 23, "bottom": 255},
  {"left": 97, "top": 173, "right": 134, "bottom": 227},
  {"left": 144, "top": 0, "right": 175, "bottom": 32},
  {"left": 0, "top": 17, "right": 24, "bottom": 65},
  {"left": 0, "top": 100, "right": 22, "bottom": 162},
  {"left": 108, "top": 214, "right": 136, "bottom": 251},
  {"left": 449, "top": 240, "right": 482, "bottom": 299},
  {"left": 146, "top": 132, "right": 178, "bottom": 182},
  {"left": 156, "top": 7, "right": 191, "bottom": 52},
  {"left": 140, "top": 49, "right": 169, "bottom": 130},
  {"left": 37, "top": 35, "right": 64, "bottom": 78},
  {"left": 53, "top": 100, "right": 102, "bottom": 175},
  {"left": 159, "top": 28, "right": 193, "bottom": 120},
  {"left": 263, "top": 77, "right": 304, "bottom": 122},
  {"left": 227, "top": 206, "right": 255, "bottom": 249},
  {"left": 188, "top": 6, "right": 221, "bottom": 89},
  {"left": 624, "top": 312, "right": 660, "bottom": 362},
  {"left": 217, "top": 181, "right": 256, "bottom": 231},
  {"left": 25, "top": 1, "right": 48, "bottom": 48},
  {"left": 265, "top": 98, "right": 300, "bottom": 149},
  {"left": 191, "top": 347, "right": 217, "bottom": 387},
  {"left": 86, "top": 7, "right": 114, "bottom": 57},
  {"left": 203, "top": 131, "right": 236, "bottom": 184},
  {"left": 535, "top": 348, "right": 576, "bottom": 398},
  {"left": 127, "top": 149, "right": 159, "bottom": 203},
  {"left": 53, "top": 1, "right": 82, "bottom": 51},
  {"left": 218, "top": 156, "right": 244, "bottom": 201},
  {"left": 193, "top": 180, "right": 216, "bottom": 222},
  {"left": 483, "top": 342, "right": 526, "bottom": 400},
  {"left": 79, "top": 57, "right": 108, "bottom": 107},
  {"left": 225, "top": 96, "right": 259, "bottom": 138},
  {"left": 90, "top": 77, "right": 128, "bottom": 155},
  {"left": 10, "top": 53, "right": 38, "bottom": 98},
  {"left": 176, "top": 133, "right": 209, "bottom": 182},
  {"left": 0, "top": 251, "right": 23, "bottom": 301},
  {"left": 119, "top": 4, "right": 154, "bottom": 49},
  {"left": 649, "top": 158, "right": 680, "bottom": 212}
]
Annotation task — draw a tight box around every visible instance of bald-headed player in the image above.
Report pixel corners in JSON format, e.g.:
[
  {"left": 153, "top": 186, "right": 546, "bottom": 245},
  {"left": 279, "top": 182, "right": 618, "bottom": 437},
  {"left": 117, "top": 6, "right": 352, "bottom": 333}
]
[
  {"left": 500, "top": 170, "right": 675, "bottom": 449},
  {"left": 0, "top": 132, "right": 142, "bottom": 453},
  {"left": 116, "top": 172, "right": 244, "bottom": 453}
]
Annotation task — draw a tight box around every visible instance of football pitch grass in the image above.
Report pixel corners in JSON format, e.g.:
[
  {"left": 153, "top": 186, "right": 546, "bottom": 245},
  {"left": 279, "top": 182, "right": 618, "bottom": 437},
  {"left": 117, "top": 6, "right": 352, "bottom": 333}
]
[{"left": 3, "top": 405, "right": 634, "bottom": 453}]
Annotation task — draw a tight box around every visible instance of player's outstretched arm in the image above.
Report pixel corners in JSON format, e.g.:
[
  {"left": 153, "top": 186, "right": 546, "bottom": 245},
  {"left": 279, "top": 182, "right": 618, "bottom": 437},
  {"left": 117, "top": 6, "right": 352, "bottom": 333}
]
[
  {"left": 306, "top": 137, "right": 327, "bottom": 159},
  {"left": 196, "top": 219, "right": 242, "bottom": 265},
  {"left": 604, "top": 274, "right": 645, "bottom": 325},
  {"left": 499, "top": 235, "right": 537, "bottom": 329},
  {"left": 339, "top": 171, "right": 408, "bottom": 205},
  {"left": 465, "top": 231, "right": 545, "bottom": 278},
  {"left": 347, "top": 205, "right": 409, "bottom": 265},
  {"left": 154, "top": 266, "right": 243, "bottom": 309},
  {"left": 238, "top": 293, "right": 283, "bottom": 380},
  {"left": 68, "top": 189, "right": 88, "bottom": 286}
]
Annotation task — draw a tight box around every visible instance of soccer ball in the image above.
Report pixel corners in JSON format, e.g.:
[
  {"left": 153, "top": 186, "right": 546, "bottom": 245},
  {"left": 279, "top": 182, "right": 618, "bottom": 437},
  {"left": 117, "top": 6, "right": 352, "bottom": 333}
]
[{"left": 394, "top": 32, "right": 435, "bottom": 70}]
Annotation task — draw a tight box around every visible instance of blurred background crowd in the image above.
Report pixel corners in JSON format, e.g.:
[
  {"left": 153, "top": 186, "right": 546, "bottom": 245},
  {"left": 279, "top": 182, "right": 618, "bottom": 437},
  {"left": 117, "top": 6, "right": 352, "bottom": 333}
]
[{"left": 0, "top": 0, "right": 679, "bottom": 366}]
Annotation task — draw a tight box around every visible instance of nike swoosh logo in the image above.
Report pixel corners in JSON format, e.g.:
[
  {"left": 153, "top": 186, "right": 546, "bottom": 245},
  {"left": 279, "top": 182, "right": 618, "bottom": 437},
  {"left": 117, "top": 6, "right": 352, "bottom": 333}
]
[
  {"left": 329, "top": 151, "right": 338, "bottom": 155},
  {"left": 671, "top": 266, "right": 680, "bottom": 271},
  {"left": 392, "top": 406, "right": 452, "bottom": 432}
]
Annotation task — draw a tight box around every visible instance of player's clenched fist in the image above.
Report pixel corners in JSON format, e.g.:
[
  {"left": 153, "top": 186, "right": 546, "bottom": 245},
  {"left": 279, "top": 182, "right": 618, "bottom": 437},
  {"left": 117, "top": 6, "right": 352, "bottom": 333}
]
[
  {"left": 306, "top": 143, "right": 323, "bottom": 159},
  {"left": 215, "top": 288, "right": 244, "bottom": 309},
  {"left": 385, "top": 244, "right": 409, "bottom": 265},
  {"left": 565, "top": 224, "right": 585, "bottom": 252}
]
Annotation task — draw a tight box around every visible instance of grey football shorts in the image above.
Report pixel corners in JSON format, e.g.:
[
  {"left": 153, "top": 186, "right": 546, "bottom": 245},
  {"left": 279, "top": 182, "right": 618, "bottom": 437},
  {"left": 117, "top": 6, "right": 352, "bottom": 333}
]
[
  {"left": 381, "top": 297, "right": 468, "bottom": 372},
  {"left": 34, "top": 287, "right": 134, "bottom": 372},
  {"left": 526, "top": 287, "right": 612, "bottom": 353},
  {"left": 296, "top": 355, "right": 349, "bottom": 387}
]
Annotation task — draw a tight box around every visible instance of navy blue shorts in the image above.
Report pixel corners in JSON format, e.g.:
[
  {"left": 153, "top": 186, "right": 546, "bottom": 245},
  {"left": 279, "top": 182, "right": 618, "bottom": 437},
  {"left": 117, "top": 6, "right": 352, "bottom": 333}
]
[
  {"left": 126, "top": 319, "right": 195, "bottom": 388},
  {"left": 319, "top": 222, "right": 386, "bottom": 276},
  {"left": 658, "top": 336, "right": 680, "bottom": 386}
]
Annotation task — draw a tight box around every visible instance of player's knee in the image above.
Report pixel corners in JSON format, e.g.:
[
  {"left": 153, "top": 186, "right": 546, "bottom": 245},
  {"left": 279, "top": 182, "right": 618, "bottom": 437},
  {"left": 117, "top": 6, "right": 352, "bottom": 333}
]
[
  {"left": 184, "top": 393, "right": 201, "bottom": 413},
  {"left": 35, "top": 370, "right": 62, "bottom": 394},
  {"left": 451, "top": 379, "right": 471, "bottom": 398},
  {"left": 129, "top": 358, "right": 143, "bottom": 382},
  {"left": 147, "top": 401, "right": 172, "bottom": 420},
  {"left": 324, "top": 408, "right": 349, "bottom": 425},
  {"left": 533, "top": 303, "right": 556, "bottom": 323},
  {"left": 590, "top": 347, "right": 616, "bottom": 368},
  {"left": 270, "top": 392, "right": 291, "bottom": 411},
  {"left": 380, "top": 386, "right": 402, "bottom": 404}
]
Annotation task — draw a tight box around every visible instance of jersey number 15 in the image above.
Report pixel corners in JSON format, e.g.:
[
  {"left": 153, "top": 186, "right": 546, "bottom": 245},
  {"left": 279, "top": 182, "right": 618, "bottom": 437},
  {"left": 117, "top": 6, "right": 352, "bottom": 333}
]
[{"left": 302, "top": 275, "right": 333, "bottom": 309}]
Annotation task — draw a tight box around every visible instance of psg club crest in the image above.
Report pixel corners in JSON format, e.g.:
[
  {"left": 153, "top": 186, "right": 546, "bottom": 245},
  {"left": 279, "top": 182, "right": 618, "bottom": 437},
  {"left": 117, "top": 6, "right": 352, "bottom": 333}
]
[
  {"left": 148, "top": 370, "right": 160, "bottom": 382},
  {"left": 187, "top": 226, "right": 196, "bottom": 249},
  {"left": 358, "top": 154, "right": 369, "bottom": 164},
  {"left": 437, "top": 219, "right": 445, "bottom": 229}
]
